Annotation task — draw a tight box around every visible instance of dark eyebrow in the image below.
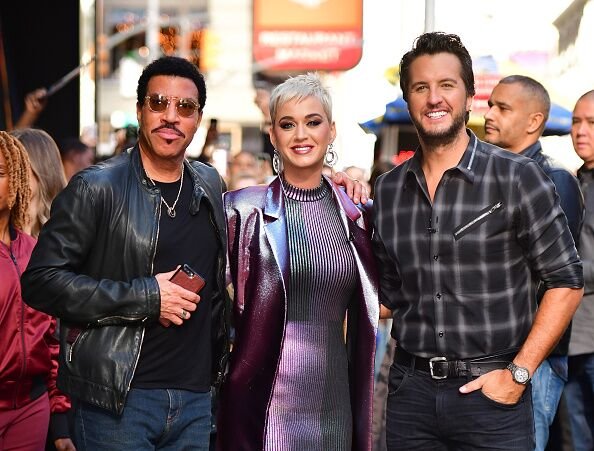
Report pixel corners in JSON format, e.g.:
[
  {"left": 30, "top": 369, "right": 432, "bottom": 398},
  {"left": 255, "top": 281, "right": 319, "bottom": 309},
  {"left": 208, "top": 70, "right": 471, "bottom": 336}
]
[
  {"left": 410, "top": 81, "right": 427, "bottom": 90},
  {"left": 440, "top": 78, "right": 458, "bottom": 84},
  {"left": 411, "top": 78, "right": 458, "bottom": 89},
  {"left": 278, "top": 113, "right": 324, "bottom": 122},
  {"left": 491, "top": 99, "right": 512, "bottom": 109}
]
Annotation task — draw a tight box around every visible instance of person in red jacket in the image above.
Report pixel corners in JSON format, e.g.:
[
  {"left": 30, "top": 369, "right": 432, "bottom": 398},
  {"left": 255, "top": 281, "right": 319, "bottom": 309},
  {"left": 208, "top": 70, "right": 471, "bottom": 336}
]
[{"left": 0, "top": 131, "right": 74, "bottom": 451}]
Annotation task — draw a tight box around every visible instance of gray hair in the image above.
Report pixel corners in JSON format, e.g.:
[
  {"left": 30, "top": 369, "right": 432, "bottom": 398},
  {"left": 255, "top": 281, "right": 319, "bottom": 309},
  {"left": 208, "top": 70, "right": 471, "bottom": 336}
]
[{"left": 269, "top": 73, "right": 333, "bottom": 125}]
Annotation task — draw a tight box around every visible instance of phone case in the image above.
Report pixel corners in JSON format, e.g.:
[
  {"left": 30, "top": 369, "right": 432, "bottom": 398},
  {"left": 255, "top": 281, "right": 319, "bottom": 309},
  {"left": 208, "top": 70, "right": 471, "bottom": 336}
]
[{"left": 169, "top": 264, "right": 206, "bottom": 293}]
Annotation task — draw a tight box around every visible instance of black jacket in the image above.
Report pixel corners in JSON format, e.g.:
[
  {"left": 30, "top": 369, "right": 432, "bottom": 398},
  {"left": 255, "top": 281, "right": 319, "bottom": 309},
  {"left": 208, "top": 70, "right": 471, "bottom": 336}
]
[
  {"left": 523, "top": 142, "right": 584, "bottom": 243},
  {"left": 21, "top": 146, "right": 230, "bottom": 414},
  {"left": 523, "top": 141, "right": 584, "bottom": 356}
]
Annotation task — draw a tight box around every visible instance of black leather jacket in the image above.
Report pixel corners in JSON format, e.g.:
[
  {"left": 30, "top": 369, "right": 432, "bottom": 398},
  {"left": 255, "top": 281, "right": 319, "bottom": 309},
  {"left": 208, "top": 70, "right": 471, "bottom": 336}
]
[{"left": 21, "top": 146, "right": 230, "bottom": 414}]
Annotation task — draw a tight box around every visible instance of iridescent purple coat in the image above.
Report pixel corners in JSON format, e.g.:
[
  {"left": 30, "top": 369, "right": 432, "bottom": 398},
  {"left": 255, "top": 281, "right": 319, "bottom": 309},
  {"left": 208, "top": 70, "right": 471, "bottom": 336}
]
[{"left": 217, "top": 176, "right": 379, "bottom": 450}]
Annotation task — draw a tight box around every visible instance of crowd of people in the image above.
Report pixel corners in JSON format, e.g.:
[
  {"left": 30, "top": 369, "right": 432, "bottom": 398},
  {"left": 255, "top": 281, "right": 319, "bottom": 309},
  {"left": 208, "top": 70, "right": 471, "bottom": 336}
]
[{"left": 1, "top": 30, "right": 594, "bottom": 451}]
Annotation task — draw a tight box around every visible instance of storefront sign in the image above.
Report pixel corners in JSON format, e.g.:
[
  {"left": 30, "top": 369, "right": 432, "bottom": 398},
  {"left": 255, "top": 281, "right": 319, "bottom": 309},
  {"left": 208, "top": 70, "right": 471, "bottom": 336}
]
[{"left": 253, "top": 0, "right": 363, "bottom": 71}]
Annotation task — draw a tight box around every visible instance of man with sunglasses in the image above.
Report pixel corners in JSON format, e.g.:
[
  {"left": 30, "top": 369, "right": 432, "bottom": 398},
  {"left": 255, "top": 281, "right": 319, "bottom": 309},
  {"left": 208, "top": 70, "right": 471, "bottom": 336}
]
[
  {"left": 21, "top": 55, "right": 367, "bottom": 450},
  {"left": 20, "top": 56, "right": 228, "bottom": 450}
]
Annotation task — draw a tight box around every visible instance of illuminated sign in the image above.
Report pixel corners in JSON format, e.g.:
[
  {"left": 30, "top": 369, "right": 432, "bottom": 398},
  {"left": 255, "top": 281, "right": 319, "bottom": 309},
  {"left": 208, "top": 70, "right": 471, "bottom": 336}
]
[{"left": 253, "top": 0, "right": 363, "bottom": 71}]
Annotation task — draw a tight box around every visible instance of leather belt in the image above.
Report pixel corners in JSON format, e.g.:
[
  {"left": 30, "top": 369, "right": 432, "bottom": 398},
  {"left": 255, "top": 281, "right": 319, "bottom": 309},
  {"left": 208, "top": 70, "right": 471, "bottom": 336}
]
[{"left": 394, "top": 348, "right": 516, "bottom": 380}]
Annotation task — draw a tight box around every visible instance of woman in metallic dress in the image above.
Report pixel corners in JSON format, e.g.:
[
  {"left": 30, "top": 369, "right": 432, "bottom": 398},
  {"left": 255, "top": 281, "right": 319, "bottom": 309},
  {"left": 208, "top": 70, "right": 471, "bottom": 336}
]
[{"left": 217, "top": 73, "right": 379, "bottom": 450}]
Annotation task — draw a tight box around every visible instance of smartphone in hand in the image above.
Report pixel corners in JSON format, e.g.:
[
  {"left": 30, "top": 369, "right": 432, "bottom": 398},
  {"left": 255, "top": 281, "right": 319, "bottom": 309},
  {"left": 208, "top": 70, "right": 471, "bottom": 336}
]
[{"left": 169, "top": 264, "right": 206, "bottom": 293}]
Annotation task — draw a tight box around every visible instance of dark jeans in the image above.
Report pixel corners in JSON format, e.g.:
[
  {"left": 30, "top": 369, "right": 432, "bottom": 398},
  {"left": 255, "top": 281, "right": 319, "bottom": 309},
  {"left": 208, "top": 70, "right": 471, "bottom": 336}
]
[
  {"left": 565, "top": 353, "right": 594, "bottom": 451},
  {"left": 386, "top": 362, "right": 535, "bottom": 451},
  {"left": 74, "top": 388, "right": 211, "bottom": 450}
]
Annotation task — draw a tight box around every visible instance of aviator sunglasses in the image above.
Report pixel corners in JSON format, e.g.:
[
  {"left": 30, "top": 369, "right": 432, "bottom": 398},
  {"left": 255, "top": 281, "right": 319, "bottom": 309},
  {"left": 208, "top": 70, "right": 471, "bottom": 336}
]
[{"left": 144, "top": 94, "right": 200, "bottom": 117}]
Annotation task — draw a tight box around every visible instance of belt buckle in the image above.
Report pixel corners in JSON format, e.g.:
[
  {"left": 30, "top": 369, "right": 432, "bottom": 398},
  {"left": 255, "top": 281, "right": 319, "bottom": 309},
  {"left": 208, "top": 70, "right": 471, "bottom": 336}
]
[{"left": 429, "top": 356, "right": 448, "bottom": 380}]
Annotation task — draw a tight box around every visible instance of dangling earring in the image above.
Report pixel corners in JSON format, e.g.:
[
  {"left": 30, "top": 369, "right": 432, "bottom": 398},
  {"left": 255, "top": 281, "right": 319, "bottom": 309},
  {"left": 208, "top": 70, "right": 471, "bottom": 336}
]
[
  {"left": 325, "top": 143, "right": 338, "bottom": 167},
  {"left": 273, "top": 149, "right": 282, "bottom": 174}
]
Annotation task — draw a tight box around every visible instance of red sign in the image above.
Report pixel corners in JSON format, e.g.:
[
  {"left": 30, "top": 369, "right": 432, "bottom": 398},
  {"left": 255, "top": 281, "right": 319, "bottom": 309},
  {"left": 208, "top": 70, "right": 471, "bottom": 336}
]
[
  {"left": 253, "top": 0, "right": 363, "bottom": 72},
  {"left": 472, "top": 73, "right": 500, "bottom": 115}
]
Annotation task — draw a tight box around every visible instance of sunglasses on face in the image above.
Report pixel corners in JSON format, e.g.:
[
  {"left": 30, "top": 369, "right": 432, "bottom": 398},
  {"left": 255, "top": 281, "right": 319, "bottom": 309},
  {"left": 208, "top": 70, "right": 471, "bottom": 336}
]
[{"left": 144, "top": 94, "right": 200, "bottom": 118}]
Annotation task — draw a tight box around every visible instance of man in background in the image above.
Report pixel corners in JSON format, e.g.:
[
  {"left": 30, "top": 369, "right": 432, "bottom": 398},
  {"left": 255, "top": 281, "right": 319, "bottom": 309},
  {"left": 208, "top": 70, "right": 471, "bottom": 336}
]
[
  {"left": 565, "top": 90, "right": 594, "bottom": 451},
  {"left": 13, "top": 88, "right": 48, "bottom": 129},
  {"left": 59, "top": 137, "right": 95, "bottom": 181},
  {"left": 484, "top": 75, "right": 584, "bottom": 451},
  {"left": 254, "top": 80, "right": 276, "bottom": 171}
]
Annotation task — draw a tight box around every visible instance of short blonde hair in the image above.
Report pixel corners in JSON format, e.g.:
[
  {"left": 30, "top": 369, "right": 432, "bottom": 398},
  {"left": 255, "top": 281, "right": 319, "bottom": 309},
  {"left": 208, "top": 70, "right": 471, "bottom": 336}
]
[
  {"left": 0, "top": 131, "right": 31, "bottom": 231},
  {"left": 269, "top": 72, "right": 333, "bottom": 125},
  {"left": 10, "top": 128, "right": 67, "bottom": 236}
]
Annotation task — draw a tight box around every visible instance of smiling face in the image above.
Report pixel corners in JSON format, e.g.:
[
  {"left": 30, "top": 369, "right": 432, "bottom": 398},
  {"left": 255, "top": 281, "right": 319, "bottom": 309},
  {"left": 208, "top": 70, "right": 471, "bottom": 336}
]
[
  {"left": 572, "top": 95, "right": 594, "bottom": 168},
  {"left": 406, "top": 52, "right": 472, "bottom": 147},
  {"left": 136, "top": 75, "right": 203, "bottom": 169},
  {"left": 270, "top": 95, "right": 336, "bottom": 188}
]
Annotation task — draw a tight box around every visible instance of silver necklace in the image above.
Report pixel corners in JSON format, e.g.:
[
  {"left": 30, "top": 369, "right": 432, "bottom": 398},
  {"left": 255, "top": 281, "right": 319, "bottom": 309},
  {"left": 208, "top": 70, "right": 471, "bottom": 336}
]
[{"left": 147, "top": 166, "right": 184, "bottom": 218}]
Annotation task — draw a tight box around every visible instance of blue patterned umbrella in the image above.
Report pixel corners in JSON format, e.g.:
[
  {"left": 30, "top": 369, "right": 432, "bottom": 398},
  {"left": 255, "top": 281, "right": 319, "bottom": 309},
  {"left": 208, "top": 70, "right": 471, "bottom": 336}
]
[{"left": 359, "top": 96, "right": 410, "bottom": 134}]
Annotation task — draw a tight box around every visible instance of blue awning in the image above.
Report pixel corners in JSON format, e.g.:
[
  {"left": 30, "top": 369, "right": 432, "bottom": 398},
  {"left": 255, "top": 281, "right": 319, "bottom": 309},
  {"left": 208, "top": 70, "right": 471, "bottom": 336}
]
[{"left": 544, "top": 103, "right": 572, "bottom": 136}]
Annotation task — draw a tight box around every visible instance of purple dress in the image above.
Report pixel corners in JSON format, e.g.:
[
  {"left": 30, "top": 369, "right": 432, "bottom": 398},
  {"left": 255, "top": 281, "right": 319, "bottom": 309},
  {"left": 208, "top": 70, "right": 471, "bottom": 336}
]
[
  {"left": 264, "top": 178, "right": 357, "bottom": 450},
  {"left": 217, "top": 175, "right": 379, "bottom": 451}
]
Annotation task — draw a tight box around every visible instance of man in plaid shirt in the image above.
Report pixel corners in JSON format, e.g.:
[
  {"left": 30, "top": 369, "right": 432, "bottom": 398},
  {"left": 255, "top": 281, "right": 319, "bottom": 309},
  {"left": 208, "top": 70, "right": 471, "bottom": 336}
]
[{"left": 373, "top": 32, "right": 584, "bottom": 451}]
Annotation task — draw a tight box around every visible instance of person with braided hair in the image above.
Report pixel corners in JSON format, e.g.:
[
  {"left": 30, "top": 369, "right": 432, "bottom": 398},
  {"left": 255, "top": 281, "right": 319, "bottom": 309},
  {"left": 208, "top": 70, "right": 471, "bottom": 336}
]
[
  {"left": 0, "top": 131, "right": 75, "bottom": 451},
  {"left": 0, "top": 132, "right": 30, "bottom": 231}
]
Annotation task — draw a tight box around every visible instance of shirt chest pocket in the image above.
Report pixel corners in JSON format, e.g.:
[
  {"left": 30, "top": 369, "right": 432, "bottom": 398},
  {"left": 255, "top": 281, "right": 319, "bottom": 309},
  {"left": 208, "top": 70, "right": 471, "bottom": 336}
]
[{"left": 453, "top": 201, "right": 504, "bottom": 241}]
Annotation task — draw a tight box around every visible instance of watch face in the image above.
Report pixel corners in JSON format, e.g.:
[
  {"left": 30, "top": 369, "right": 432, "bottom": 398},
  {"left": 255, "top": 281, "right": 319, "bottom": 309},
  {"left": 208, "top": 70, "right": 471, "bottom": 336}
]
[{"left": 514, "top": 367, "right": 530, "bottom": 384}]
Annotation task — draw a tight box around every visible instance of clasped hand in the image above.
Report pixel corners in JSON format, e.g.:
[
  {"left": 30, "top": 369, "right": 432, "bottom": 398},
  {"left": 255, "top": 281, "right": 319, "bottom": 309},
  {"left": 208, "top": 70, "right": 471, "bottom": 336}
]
[{"left": 155, "top": 268, "right": 200, "bottom": 327}]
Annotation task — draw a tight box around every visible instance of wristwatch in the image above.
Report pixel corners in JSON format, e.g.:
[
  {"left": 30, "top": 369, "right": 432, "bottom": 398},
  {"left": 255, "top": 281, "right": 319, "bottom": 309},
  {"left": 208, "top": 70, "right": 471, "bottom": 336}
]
[{"left": 506, "top": 362, "right": 531, "bottom": 385}]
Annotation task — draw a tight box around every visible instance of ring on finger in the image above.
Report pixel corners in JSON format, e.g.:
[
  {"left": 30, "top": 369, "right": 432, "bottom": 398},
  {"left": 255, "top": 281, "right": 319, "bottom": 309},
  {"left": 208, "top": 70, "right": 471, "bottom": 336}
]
[{"left": 181, "top": 309, "right": 187, "bottom": 319}]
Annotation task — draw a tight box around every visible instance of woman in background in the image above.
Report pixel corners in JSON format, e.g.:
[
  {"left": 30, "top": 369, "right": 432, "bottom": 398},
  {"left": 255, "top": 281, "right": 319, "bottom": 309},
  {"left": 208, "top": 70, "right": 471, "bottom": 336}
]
[
  {"left": 10, "top": 128, "right": 67, "bottom": 237},
  {"left": 0, "top": 131, "right": 74, "bottom": 451},
  {"left": 217, "top": 74, "right": 378, "bottom": 450}
]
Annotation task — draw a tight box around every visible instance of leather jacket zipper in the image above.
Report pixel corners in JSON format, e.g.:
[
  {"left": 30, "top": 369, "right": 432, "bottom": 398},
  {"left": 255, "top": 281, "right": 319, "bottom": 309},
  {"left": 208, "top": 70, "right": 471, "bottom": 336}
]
[
  {"left": 97, "top": 315, "right": 148, "bottom": 325},
  {"left": 126, "top": 327, "right": 145, "bottom": 404},
  {"left": 208, "top": 209, "right": 228, "bottom": 386},
  {"left": 68, "top": 330, "right": 87, "bottom": 362}
]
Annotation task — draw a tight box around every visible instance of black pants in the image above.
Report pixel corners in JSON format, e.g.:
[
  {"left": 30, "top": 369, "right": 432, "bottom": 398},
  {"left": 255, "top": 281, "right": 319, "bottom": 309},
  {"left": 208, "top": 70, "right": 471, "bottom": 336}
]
[{"left": 386, "top": 362, "right": 535, "bottom": 451}]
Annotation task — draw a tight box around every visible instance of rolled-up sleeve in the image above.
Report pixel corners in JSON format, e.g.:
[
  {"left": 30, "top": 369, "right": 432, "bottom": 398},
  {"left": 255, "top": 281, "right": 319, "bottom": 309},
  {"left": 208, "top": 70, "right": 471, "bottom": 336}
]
[{"left": 516, "top": 160, "right": 584, "bottom": 289}]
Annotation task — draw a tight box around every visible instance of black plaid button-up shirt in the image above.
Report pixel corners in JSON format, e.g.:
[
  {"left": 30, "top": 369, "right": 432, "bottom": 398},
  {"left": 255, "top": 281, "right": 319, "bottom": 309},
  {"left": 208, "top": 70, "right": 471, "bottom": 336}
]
[{"left": 373, "top": 131, "right": 583, "bottom": 359}]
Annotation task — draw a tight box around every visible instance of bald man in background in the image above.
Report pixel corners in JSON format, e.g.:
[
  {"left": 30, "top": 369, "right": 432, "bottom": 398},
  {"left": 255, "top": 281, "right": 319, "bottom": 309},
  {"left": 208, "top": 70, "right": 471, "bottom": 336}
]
[
  {"left": 564, "top": 90, "right": 594, "bottom": 451},
  {"left": 484, "top": 75, "right": 584, "bottom": 451}
]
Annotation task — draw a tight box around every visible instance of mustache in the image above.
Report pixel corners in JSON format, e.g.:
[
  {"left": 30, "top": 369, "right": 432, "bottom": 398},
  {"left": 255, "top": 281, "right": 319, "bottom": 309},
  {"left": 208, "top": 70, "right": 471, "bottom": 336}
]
[{"left": 152, "top": 123, "right": 185, "bottom": 137}]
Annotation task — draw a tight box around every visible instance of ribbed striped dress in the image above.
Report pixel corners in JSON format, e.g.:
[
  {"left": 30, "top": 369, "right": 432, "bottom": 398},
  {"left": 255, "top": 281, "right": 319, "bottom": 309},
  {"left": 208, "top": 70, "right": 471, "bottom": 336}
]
[{"left": 264, "top": 177, "right": 357, "bottom": 450}]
